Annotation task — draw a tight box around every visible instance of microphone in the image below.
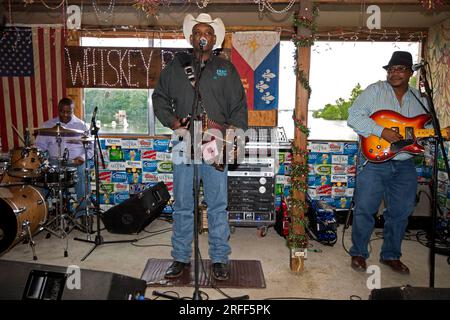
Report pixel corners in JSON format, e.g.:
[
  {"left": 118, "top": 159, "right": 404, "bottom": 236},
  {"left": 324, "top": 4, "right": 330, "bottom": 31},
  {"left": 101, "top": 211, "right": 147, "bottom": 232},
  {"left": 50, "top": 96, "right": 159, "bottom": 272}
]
[
  {"left": 199, "top": 37, "right": 208, "bottom": 49},
  {"left": 90, "top": 106, "right": 98, "bottom": 132},
  {"left": 412, "top": 61, "right": 427, "bottom": 72},
  {"left": 91, "top": 106, "right": 98, "bottom": 124}
]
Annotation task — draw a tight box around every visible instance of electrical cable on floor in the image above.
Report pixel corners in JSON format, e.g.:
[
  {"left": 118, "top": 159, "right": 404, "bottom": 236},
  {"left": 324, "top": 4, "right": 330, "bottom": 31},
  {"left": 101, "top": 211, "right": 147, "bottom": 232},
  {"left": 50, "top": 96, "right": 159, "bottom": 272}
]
[
  {"left": 134, "top": 229, "right": 171, "bottom": 241},
  {"left": 152, "top": 290, "right": 180, "bottom": 300},
  {"left": 142, "top": 227, "right": 172, "bottom": 234},
  {"left": 415, "top": 230, "right": 450, "bottom": 256},
  {"left": 131, "top": 243, "right": 172, "bottom": 248},
  {"left": 198, "top": 249, "right": 243, "bottom": 300}
]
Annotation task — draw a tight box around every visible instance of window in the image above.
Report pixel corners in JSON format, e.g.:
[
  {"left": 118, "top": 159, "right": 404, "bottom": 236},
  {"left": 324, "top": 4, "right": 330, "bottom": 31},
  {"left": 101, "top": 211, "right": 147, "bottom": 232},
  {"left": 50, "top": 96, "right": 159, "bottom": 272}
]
[
  {"left": 81, "top": 37, "right": 151, "bottom": 135},
  {"left": 277, "top": 40, "right": 421, "bottom": 141},
  {"left": 81, "top": 37, "right": 187, "bottom": 136}
]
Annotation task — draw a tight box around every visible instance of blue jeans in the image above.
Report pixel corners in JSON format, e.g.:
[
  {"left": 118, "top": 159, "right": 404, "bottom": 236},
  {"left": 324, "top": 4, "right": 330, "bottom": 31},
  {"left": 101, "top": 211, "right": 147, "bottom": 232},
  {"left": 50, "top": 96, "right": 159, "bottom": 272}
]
[
  {"left": 349, "top": 159, "right": 417, "bottom": 260},
  {"left": 172, "top": 163, "right": 230, "bottom": 264}
]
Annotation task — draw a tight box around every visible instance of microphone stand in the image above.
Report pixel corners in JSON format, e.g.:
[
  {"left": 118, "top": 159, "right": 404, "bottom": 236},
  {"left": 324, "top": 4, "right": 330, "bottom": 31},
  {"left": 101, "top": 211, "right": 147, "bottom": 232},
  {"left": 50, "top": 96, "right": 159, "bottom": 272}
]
[
  {"left": 192, "top": 46, "right": 205, "bottom": 301},
  {"left": 417, "top": 66, "right": 450, "bottom": 287},
  {"left": 74, "top": 108, "right": 136, "bottom": 261},
  {"left": 153, "top": 47, "right": 204, "bottom": 301}
]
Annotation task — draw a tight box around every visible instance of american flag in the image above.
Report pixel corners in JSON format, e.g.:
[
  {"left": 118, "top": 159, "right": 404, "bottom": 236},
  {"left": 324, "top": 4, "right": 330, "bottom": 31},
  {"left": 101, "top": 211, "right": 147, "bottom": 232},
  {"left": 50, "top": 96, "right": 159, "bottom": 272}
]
[{"left": 0, "top": 27, "right": 66, "bottom": 152}]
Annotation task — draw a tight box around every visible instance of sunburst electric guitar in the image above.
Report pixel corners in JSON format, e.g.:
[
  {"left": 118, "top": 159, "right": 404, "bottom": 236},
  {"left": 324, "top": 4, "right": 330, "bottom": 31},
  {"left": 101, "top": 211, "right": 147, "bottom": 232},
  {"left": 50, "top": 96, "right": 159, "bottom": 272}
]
[{"left": 360, "top": 110, "right": 449, "bottom": 162}]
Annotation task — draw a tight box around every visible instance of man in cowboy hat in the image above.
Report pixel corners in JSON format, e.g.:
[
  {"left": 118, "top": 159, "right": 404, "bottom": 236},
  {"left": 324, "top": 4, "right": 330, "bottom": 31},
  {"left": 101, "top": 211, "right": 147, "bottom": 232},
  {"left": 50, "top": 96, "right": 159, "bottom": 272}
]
[
  {"left": 347, "top": 51, "right": 449, "bottom": 274},
  {"left": 152, "top": 13, "right": 247, "bottom": 281}
]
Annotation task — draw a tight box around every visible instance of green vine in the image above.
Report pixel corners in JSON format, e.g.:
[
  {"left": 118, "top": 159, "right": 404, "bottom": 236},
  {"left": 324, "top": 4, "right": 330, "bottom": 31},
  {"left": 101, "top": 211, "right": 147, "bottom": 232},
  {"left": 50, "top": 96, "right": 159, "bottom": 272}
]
[
  {"left": 292, "top": 145, "right": 309, "bottom": 158},
  {"left": 296, "top": 67, "right": 312, "bottom": 99},
  {"left": 288, "top": 233, "right": 308, "bottom": 249},
  {"left": 292, "top": 5, "right": 319, "bottom": 31},
  {"left": 289, "top": 197, "right": 308, "bottom": 212},
  {"left": 292, "top": 112, "right": 310, "bottom": 136},
  {"left": 291, "top": 3, "right": 318, "bottom": 98},
  {"left": 290, "top": 161, "right": 309, "bottom": 177},
  {"left": 288, "top": 4, "right": 318, "bottom": 252},
  {"left": 291, "top": 178, "right": 308, "bottom": 193}
]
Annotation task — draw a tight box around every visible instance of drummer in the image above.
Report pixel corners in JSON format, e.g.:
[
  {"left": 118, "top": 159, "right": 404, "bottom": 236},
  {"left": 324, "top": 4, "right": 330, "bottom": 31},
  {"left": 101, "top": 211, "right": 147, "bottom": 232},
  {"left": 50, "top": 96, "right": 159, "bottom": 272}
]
[{"left": 35, "top": 98, "right": 93, "bottom": 217}]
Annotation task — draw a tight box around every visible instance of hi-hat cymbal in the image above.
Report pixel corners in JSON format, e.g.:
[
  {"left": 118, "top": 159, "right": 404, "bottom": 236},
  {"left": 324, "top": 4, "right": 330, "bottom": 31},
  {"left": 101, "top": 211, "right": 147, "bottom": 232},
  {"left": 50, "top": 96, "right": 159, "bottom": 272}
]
[{"left": 34, "top": 123, "right": 84, "bottom": 137}]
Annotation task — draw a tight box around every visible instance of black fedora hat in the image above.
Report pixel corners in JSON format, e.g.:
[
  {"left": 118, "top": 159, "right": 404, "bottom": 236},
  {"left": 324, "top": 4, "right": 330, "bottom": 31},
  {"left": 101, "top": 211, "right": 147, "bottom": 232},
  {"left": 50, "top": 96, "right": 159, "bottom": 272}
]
[{"left": 383, "top": 51, "right": 413, "bottom": 70}]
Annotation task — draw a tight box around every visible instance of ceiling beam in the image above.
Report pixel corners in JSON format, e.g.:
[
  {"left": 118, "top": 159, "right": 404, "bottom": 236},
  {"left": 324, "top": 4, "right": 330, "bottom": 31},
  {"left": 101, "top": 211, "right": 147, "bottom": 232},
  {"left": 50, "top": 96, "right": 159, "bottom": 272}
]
[{"left": 5, "top": 0, "right": 433, "bottom": 8}]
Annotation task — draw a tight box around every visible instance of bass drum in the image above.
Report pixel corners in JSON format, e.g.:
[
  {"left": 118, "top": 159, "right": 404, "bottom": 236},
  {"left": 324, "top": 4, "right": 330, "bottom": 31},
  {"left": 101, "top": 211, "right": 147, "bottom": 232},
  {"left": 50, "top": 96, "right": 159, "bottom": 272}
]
[{"left": 0, "top": 185, "right": 48, "bottom": 254}]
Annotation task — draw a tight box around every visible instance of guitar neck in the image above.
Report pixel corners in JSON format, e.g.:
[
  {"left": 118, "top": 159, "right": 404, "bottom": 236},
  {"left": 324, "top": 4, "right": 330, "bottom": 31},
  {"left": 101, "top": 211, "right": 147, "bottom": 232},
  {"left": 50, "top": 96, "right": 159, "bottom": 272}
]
[{"left": 415, "top": 128, "right": 446, "bottom": 138}]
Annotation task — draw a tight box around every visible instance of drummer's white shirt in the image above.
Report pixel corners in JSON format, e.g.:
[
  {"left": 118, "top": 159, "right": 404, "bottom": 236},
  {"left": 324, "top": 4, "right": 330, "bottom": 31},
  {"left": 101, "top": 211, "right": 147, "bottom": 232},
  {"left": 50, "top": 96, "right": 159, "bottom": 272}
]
[{"left": 34, "top": 116, "right": 93, "bottom": 163}]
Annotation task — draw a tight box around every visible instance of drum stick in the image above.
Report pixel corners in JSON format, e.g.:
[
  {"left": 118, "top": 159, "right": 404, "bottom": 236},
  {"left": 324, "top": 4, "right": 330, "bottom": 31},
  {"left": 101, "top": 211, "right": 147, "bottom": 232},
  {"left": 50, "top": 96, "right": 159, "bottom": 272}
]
[{"left": 11, "top": 125, "right": 26, "bottom": 145}]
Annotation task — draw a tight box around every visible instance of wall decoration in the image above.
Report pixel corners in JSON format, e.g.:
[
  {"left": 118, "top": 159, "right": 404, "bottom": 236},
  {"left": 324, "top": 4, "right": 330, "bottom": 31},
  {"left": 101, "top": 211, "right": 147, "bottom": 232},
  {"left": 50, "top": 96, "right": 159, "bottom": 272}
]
[
  {"left": 232, "top": 31, "right": 280, "bottom": 111},
  {"left": 0, "top": 27, "right": 66, "bottom": 152}
]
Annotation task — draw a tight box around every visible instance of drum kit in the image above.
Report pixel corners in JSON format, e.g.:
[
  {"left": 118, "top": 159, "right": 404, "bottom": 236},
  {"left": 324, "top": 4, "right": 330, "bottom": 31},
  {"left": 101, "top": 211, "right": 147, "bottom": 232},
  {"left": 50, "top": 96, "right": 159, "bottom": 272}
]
[{"left": 0, "top": 123, "right": 94, "bottom": 260}]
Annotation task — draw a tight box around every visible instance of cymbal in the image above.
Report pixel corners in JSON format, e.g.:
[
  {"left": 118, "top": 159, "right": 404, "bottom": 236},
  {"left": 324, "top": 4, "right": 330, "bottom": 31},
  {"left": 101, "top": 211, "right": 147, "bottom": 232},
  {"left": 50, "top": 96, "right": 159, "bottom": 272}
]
[
  {"left": 34, "top": 123, "right": 85, "bottom": 137},
  {"left": 66, "top": 135, "right": 94, "bottom": 144}
]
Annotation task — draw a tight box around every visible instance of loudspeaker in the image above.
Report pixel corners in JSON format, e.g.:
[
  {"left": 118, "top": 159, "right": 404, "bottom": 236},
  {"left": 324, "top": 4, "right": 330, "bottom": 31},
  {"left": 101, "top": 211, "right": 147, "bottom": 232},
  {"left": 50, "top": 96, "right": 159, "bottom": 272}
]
[
  {"left": 370, "top": 286, "right": 450, "bottom": 300},
  {"left": 101, "top": 182, "right": 170, "bottom": 234},
  {"left": 0, "top": 260, "right": 147, "bottom": 300}
]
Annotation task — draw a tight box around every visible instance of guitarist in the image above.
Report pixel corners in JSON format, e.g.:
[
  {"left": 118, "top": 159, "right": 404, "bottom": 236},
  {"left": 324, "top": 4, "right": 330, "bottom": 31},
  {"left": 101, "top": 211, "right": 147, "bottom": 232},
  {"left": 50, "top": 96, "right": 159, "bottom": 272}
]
[
  {"left": 347, "top": 51, "right": 431, "bottom": 274},
  {"left": 152, "top": 13, "right": 248, "bottom": 281}
]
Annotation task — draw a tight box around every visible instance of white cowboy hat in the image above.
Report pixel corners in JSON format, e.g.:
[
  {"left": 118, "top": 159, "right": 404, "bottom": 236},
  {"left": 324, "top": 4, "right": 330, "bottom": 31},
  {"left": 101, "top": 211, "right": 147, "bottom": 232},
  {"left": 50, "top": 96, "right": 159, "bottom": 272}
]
[{"left": 183, "top": 13, "right": 225, "bottom": 50}]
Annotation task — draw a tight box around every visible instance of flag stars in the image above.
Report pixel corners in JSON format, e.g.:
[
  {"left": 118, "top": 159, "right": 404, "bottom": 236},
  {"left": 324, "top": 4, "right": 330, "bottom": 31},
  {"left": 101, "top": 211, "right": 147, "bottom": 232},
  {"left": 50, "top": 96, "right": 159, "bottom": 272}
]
[{"left": 247, "top": 38, "right": 260, "bottom": 53}]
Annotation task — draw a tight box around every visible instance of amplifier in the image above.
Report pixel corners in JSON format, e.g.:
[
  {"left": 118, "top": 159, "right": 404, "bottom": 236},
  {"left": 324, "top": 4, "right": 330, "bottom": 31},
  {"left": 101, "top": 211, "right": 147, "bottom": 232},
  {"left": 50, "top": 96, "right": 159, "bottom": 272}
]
[
  {"left": 228, "top": 157, "right": 275, "bottom": 177},
  {"left": 229, "top": 211, "right": 275, "bottom": 226},
  {"left": 227, "top": 176, "right": 275, "bottom": 227}
]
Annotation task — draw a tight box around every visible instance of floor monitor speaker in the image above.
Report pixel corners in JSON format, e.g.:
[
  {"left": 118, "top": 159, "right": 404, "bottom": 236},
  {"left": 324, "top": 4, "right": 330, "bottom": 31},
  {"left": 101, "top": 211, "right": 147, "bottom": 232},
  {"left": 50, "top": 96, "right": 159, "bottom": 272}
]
[
  {"left": 101, "top": 182, "right": 170, "bottom": 234},
  {"left": 0, "top": 260, "right": 147, "bottom": 300},
  {"left": 370, "top": 286, "right": 450, "bottom": 300}
]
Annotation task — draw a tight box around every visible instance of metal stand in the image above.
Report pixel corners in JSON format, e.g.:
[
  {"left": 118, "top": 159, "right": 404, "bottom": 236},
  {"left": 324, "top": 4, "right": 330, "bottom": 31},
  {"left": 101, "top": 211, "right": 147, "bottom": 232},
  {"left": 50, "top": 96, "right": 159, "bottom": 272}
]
[
  {"left": 77, "top": 136, "right": 94, "bottom": 239},
  {"left": 22, "top": 221, "right": 38, "bottom": 260},
  {"left": 415, "top": 66, "right": 450, "bottom": 288},
  {"left": 41, "top": 125, "right": 83, "bottom": 257},
  {"left": 74, "top": 111, "right": 135, "bottom": 261}
]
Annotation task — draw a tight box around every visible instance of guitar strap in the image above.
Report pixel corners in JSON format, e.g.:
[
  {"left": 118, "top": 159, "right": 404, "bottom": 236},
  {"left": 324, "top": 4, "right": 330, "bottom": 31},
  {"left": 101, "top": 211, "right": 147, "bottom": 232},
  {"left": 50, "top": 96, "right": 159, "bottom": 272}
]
[
  {"left": 176, "top": 52, "right": 206, "bottom": 115},
  {"left": 177, "top": 52, "right": 196, "bottom": 87},
  {"left": 409, "top": 89, "right": 430, "bottom": 114}
]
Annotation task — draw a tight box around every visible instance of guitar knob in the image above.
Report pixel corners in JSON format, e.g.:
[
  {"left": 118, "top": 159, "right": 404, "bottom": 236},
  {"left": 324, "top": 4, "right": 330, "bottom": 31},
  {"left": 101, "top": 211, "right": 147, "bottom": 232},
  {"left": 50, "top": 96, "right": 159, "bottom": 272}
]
[
  {"left": 376, "top": 145, "right": 381, "bottom": 149},
  {"left": 369, "top": 149, "right": 373, "bottom": 153}
]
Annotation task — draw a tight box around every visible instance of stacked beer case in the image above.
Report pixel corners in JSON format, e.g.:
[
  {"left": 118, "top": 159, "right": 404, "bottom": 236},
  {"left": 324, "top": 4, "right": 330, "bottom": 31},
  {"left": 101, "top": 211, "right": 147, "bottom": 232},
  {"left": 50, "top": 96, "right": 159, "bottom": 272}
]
[{"left": 89, "top": 138, "right": 174, "bottom": 216}]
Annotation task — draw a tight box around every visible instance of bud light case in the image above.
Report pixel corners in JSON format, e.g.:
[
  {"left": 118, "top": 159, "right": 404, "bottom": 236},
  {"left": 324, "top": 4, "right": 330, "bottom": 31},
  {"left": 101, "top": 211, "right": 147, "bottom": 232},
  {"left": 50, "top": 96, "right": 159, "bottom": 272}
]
[{"left": 126, "top": 168, "right": 142, "bottom": 184}]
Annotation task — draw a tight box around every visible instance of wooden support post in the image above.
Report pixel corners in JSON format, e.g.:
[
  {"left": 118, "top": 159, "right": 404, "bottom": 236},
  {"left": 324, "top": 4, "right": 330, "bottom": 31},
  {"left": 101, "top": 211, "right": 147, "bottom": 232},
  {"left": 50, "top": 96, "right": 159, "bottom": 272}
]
[
  {"left": 289, "top": 0, "right": 313, "bottom": 273},
  {"left": 65, "top": 30, "right": 83, "bottom": 118}
]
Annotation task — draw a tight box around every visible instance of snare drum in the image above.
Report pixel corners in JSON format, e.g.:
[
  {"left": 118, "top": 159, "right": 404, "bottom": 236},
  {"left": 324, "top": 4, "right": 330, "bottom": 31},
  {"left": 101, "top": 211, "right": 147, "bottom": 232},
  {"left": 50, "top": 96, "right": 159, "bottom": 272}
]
[
  {"left": 35, "top": 166, "right": 78, "bottom": 188},
  {"left": 8, "top": 147, "right": 44, "bottom": 178},
  {"left": 0, "top": 185, "right": 47, "bottom": 254}
]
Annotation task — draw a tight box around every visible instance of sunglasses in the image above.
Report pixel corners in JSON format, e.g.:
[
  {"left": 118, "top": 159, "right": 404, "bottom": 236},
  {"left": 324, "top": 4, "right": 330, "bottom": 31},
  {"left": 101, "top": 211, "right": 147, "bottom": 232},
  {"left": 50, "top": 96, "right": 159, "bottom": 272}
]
[{"left": 387, "top": 66, "right": 411, "bottom": 73}]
